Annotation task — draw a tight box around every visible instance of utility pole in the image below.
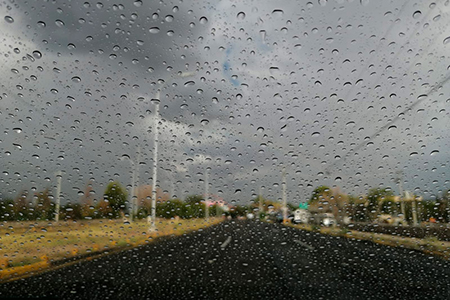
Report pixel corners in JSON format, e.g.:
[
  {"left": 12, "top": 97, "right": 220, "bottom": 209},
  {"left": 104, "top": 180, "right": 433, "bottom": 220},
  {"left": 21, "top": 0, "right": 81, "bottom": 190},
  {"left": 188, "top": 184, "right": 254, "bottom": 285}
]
[
  {"left": 130, "top": 162, "right": 136, "bottom": 222},
  {"left": 149, "top": 72, "right": 195, "bottom": 232},
  {"left": 411, "top": 197, "right": 418, "bottom": 226},
  {"left": 150, "top": 101, "right": 160, "bottom": 231},
  {"left": 134, "top": 146, "right": 140, "bottom": 217},
  {"left": 55, "top": 171, "right": 62, "bottom": 222},
  {"left": 204, "top": 169, "right": 209, "bottom": 220},
  {"left": 259, "top": 186, "right": 263, "bottom": 215},
  {"left": 282, "top": 167, "right": 287, "bottom": 223},
  {"left": 397, "top": 171, "right": 406, "bottom": 221}
]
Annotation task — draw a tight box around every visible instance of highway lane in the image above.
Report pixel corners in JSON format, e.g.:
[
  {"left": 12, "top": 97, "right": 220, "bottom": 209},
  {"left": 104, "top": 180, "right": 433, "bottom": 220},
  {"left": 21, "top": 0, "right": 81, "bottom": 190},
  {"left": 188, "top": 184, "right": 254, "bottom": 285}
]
[{"left": 1, "top": 220, "right": 449, "bottom": 299}]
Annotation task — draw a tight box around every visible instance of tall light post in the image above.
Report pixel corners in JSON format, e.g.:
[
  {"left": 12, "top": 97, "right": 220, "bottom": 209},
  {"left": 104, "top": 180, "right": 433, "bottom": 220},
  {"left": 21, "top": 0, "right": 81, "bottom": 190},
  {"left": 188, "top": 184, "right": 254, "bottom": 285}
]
[
  {"left": 150, "top": 72, "right": 195, "bottom": 231},
  {"left": 396, "top": 171, "right": 406, "bottom": 222},
  {"left": 54, "top": 170, "right": 62, "bottom": 222},
  {"left": 282, "top": 167, "right": 287, "bottom": 223},
  {"left": 204, "top": 168, "right": 209, "bottom": 220},
  {"left": 121, "top": 147, "right": 140, "bottom": 222}
]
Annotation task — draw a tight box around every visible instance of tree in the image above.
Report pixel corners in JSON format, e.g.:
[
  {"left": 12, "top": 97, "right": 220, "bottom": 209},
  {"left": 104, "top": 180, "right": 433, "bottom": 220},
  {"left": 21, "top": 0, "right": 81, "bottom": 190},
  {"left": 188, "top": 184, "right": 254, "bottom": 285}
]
[
  {"left": 14, "top": 190, "right": 31, "bottom": 220},
  {"left": 366, "top": 188, "right": 394, "bottom": 220},
  {"left": 80, "top": 180, "right": 96, "bottom": 219},
  {"left": 33, "top": 188, "right": 55, "bottom": 220},
  {"left": 185, "top": 195, "right": 204, "bottom": 205},
  {"left": 0, "top": 197, "right": 15, "bottom": 221},
  {"left": 60, "top": 203, "right": 83, "bottom": 220},
  {"left": 103, "top": 182, "right": 127, "bottom": 218},
  {"left": 309, "top": 186, "right": 331, "bottom": 204}
]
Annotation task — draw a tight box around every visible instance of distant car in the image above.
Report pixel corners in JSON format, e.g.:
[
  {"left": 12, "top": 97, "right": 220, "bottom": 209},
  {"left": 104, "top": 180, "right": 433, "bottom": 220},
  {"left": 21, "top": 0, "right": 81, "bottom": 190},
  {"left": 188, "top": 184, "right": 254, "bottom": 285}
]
[
  {"left": 275, "top": 212, "right": 293, "bottom": 223},
  {"left": 293, "top": 209, "right": 311, "bottom": 224},
  {"left": 321, "top": 213, "right": 336, "bottom": 227}
]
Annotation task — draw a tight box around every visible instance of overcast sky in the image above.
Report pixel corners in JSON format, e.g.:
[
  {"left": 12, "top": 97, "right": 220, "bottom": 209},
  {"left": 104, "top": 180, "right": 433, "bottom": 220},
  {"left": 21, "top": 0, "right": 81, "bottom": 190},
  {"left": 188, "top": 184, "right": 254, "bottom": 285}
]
[{"left": 1, "top": 0, "right": 450, "bottom": 205}]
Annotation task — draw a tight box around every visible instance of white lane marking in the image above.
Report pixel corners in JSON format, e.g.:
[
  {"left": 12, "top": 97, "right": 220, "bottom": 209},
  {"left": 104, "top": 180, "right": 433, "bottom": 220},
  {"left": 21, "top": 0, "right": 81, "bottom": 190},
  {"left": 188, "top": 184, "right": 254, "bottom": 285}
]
[
  {"left": 221, "top": 236, "right": 232, "bottom": 249},
  {"left": 294, "top": 240, "right": 315, "bottom": 250}
]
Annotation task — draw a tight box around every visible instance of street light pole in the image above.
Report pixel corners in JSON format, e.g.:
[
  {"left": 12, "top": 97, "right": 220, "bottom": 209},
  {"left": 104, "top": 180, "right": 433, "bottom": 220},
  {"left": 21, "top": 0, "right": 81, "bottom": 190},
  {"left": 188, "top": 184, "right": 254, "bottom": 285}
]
[
  {"left": 150, "top": 100, "right": 160, "bottom": 231},
  {"left": 282, "top": 167, "right": 287, "bottom": 223},
  {"left": 149, "top": 72, "right": 195, "bottom": 232},
  {"left": 397, "top": 171, "right": 406, "bottom": 222},
  {"left": 55, "top": 171, "right": 62, "bottom": 222},
  {"left": 134, "top": 146, "right": 140, "bottom": 217},
  {"left": 259, "top": 186, "right": 263, "bottom": 215},
  {"left": 204, "top": 169, "right": 209, "bottom": 220}
]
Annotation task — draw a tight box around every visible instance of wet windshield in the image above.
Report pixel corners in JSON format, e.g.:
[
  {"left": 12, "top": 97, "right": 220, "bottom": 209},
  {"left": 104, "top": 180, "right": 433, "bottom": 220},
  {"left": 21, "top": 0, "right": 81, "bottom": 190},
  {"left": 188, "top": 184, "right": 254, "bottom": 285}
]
[{"left": 1, "top": 0, "right": 450, "bottom": 299}]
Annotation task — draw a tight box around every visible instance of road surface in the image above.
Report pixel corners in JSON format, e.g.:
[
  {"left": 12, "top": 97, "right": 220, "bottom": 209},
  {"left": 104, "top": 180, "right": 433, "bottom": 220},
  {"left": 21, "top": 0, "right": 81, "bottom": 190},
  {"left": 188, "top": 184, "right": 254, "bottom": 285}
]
[{"left": 1, "top": 221, "right": 449, "bottom": 299}]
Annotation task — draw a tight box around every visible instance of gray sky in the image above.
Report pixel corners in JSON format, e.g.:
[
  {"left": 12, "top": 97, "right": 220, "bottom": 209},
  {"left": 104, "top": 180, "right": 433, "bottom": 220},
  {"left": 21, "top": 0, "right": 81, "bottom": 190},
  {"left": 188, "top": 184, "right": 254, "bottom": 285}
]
[{"left": 1, "top": 0, "right": 450, "bottom": 205}]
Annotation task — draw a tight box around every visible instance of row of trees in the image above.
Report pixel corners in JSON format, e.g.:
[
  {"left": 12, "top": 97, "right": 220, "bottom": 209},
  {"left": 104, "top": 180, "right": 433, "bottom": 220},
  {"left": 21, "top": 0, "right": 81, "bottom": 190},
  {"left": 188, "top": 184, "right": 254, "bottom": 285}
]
[
  {"left": 0, "top": 182, "right": 255, "bottom": 221},
  {"left": 308, "top": 186, "right": 450, "bottom": 224}
]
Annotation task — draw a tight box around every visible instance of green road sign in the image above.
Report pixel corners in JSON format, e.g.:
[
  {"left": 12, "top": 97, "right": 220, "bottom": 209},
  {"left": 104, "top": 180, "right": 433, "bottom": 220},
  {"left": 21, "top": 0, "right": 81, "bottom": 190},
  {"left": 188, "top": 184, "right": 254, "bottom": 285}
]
[{"left": 299, "top": 203, "right": 308, "bottom": 209}]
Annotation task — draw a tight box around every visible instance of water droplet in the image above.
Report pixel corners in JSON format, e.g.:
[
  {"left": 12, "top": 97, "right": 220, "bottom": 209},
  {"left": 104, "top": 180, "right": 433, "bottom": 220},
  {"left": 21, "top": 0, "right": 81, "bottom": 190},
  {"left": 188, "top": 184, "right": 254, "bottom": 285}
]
[
  {"left": 443, "top": 36, "right": 450, "bottom": 45},
  {"left": 269, "top": 66, "right": 280, "bottom": 75},
  {"left": 412, "top": 10, "right": 422, "bottom": 19},
  {"left": 388, "top": 125, "right": 397, "bottom": 130},
  {"left": 55, "top": 19, "right": 65, "bottom": 27},
  {"left": 199, "top": 16, "right": 208, "bottom": 24},
  {"left": 149, "top": 27, "right": 160, "bottom": 34},
  {"left": 360, "top": 0, "right": 369, "bottom": 6},
  {"left": 272, "top": 9, "right": 284, "bottom": 17},
  {"left": 257, "top": 127, "right": 264, "bottom": 133},
  {"left": 71, "top": 76, "right": 81, "bottom": 82},
  {"left": 201, "top": 119, "right": 209, "bottom": 125},
  {"left": 165, "top": 15, "right": 174, "bottom": 22},
  {"left": 134, "top": 0, "right": 142, "bottom": 7},
  {"left": 430, "top": 150, "right": 439, "bottom": 156},
  {"left": 311, "top": 132, "right": 320, "bottom": 137},
  {"left": 318, "top": 0, "right": 327, "bottom": 7},
  {"left": 13, "top": 128, "right": 22, "bottom": 133},
  {"left": 4, "top": 16, "right": 14, "bottom": 23},
  {"left": 32, "top": 50, "right": 42, "bottom": 59},
  {"left": 37, "top": 21, "right": 46, "bottom": 28},
  {"left": 184, "top": 80, "right": 195, "bottom": 86},
  {"left": 410, "top": 152, "right": 418, "bottom": 157},
  {"left": 237, "top": 12, "right": 246, "bottom": 20}
]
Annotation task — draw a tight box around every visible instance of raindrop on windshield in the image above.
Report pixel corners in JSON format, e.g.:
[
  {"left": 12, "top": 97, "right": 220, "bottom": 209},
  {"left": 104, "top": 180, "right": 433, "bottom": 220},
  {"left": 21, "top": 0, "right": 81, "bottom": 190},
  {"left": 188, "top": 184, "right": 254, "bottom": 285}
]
[
  {"left": 237, "top": 12, "right": 246, "bottom": 20},
  {"left": 4, "top": 16, "right": 14, "bottom": 23}
]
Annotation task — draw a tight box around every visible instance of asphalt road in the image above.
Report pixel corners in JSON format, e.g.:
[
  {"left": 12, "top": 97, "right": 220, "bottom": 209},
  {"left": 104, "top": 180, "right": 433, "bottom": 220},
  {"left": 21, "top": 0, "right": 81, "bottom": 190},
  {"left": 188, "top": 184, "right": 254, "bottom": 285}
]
[{"left": 1, "top": 220, "right": 449, "bottom": 299}]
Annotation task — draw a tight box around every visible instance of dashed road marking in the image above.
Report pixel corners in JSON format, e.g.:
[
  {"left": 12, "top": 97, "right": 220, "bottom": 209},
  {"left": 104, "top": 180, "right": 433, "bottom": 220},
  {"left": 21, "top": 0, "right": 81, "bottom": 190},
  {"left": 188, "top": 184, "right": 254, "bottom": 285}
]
[
  {"left": 221, "top": 236, "right": 232, "bottom": 249},
  {"left": 294, "top": 240, "right": 315, "bottom": 250}
]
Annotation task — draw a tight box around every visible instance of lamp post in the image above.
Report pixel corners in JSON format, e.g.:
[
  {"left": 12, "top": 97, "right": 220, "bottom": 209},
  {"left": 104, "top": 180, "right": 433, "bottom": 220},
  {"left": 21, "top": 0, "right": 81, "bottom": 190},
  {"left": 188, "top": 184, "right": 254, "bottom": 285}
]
[
  {"left": 282, "top": 167, "right": 287, "bottom": 223},
  {"left": 54, "top": 171, "right": 62, "bottom": 222},
  {"left": 121, "top": 147, "right": 140, "bottom": 222},
  {"left": 150, "top": 72, "right": 195, "bottom": 232}
]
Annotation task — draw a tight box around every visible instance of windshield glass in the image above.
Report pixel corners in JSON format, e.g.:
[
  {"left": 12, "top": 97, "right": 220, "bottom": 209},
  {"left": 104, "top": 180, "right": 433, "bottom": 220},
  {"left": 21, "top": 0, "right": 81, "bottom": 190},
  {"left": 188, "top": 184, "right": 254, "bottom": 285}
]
[{"left": 1, "top": 0, "right": 450, "bottom": 299}]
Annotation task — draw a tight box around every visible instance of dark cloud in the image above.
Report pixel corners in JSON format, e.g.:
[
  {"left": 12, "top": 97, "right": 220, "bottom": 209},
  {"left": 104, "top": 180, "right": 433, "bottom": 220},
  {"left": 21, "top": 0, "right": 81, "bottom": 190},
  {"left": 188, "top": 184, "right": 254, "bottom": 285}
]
[{"left": 1, "top": 0, "right": 450, "bottom": 205}]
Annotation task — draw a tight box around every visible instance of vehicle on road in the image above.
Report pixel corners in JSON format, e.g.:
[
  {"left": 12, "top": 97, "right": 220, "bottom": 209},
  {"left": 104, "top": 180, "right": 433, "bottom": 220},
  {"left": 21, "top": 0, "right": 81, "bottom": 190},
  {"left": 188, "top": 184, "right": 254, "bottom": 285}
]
[
  {"left": 293, "top": 209, "right": 311, "bottom": 224},
  {"left": 313, "top": 213, "right": 336, "bottom": 227}
]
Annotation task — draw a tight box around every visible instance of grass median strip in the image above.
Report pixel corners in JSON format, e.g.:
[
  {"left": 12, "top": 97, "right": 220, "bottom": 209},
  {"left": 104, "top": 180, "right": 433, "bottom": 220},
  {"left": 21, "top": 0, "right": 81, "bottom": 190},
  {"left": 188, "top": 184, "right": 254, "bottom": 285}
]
[
  {"left": 287, "top": 223, "right": 450, "bottom": 259},
  {"left": 0, "top": 217, "right": 223, "bottom": 281}
]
